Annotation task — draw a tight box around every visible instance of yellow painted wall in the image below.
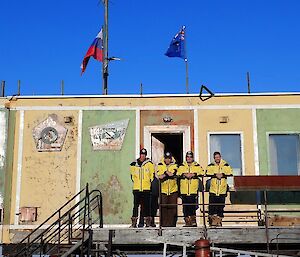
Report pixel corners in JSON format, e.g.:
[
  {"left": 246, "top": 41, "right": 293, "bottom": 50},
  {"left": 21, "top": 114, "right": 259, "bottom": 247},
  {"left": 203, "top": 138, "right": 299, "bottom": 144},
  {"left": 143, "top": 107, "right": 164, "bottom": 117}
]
[
  {"left": 11, "top": 110, "right": 78, "bottom": 224},
  {"left": 197, "top": 109, "right": 255, "bottom": 175},
  {"left": 5, "top": 94, "right": 300, "bottom": 108}
]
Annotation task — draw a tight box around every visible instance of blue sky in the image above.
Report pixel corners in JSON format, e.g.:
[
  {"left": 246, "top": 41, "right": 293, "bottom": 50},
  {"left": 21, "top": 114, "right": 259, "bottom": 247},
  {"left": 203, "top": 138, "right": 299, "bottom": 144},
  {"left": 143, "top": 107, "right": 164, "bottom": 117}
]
[{"left": 1, "top": 0, "right": 300, "bottom": 95}]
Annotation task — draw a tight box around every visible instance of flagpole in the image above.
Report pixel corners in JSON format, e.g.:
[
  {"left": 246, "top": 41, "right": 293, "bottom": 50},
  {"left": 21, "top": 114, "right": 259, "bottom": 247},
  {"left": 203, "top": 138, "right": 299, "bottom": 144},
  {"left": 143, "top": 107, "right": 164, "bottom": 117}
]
[
  {"left": 185, "top": 59, "right": 189, "bottom": 94},
  {"left": 102, "top": 0, "right": 109, "bottom": 95},
  {"left": 183, "top": 26, "right": 189, "bottom": 94}
]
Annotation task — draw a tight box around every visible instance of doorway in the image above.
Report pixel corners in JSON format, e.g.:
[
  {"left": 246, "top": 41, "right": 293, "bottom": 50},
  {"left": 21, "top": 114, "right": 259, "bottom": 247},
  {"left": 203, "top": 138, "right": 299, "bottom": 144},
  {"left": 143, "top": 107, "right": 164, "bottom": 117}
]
[
  {"left": 144, "top": 125, "right": 191, "bottom": 166},
  {"left": 151, "top": 133, "right": 183, "bottom": 164}
]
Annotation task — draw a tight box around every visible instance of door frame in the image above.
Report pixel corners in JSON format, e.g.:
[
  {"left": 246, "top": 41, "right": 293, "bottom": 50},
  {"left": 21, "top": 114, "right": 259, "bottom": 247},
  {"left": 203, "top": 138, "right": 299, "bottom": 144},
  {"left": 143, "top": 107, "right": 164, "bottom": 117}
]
[{"left": 144, "top": 125, "right": 191, "bottom": 162}]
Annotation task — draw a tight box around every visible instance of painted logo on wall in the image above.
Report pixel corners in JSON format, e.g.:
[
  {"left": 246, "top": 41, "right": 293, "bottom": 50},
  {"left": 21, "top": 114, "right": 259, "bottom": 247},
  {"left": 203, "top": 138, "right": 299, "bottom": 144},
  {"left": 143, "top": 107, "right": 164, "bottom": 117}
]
[
  {"left": 89, "top": 119, "right": 129, "bottom": 150},
  {"left": 32, "top": 114, "right": 68, "bottom": 152}
]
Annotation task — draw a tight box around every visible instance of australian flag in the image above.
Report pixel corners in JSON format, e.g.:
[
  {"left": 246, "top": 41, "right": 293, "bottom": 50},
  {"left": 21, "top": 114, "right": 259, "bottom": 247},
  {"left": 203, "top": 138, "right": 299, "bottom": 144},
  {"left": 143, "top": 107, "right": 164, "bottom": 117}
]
[{"left": 165, "top": 26, "right": 186, "bottom": 60}]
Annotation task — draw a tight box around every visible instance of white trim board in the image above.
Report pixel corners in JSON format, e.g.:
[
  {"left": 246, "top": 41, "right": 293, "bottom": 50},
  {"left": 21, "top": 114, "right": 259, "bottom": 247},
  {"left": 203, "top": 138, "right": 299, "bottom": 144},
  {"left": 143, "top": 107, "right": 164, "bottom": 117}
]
[
  {"left": 135, "top": 109, "right": 140, "bottom": 158},
  {"left": 252, "top": 108, "right": 260, "bottom": 175},
  {"left": 193, "top": 109, "right": 199, "bottom": 162},
  {"left": 14, "top": 110, "right": 25, "bottom": 225},
  {"left": 144, "top": 125, "right": 191, "bottom": 162}
]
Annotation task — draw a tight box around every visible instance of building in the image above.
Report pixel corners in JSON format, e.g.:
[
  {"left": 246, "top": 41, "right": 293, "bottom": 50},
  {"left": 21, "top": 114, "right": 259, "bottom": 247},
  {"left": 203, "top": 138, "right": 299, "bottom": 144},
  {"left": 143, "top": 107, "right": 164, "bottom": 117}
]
[{"left": 0, "top": 93, "right": 300, "bottom": 253}]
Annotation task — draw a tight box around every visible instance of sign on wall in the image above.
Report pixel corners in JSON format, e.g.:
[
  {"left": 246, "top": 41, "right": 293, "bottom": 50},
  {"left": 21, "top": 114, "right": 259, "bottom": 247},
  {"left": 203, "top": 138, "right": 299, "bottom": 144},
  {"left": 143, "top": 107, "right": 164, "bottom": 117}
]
[
  {"left": 32, "top": 114, "right": 68, "bottom": 152},
  {"left": 89, "top": 119, "right": 129, "bottom": 151}
]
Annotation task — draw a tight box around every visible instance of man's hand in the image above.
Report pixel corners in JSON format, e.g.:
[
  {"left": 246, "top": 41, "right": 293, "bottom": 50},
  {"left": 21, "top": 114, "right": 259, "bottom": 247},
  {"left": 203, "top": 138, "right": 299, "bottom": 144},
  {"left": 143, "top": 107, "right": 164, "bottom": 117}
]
[
  {"left": 216, "top": 173, "right": 223, "bottom": 179},
  {"left": 184, "top": 173, "right": 194, "bottom": 179},
  {"left": 166, "top": 171, "right": 173, "bottom": 177},
  {"left": 159, "top": 174, "right": 166, "bottom": 180}
]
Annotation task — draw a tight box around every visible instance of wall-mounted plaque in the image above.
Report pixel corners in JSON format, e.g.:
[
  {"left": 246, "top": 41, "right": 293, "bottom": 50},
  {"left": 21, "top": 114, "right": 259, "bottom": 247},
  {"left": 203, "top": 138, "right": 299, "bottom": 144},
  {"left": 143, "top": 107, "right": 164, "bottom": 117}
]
[
  {"left": 32, "top": 114, "right": 68, "bottom": 152},
  {"left": 89, "top": 119, "right": 129, "bottom": 151}
]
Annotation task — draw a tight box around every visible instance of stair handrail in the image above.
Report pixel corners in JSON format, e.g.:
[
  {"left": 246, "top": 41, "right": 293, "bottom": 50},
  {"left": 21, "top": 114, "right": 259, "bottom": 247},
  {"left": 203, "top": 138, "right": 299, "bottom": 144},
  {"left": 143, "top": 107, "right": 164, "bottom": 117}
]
[
  {"left": 10, "top": 184, "right": 103, "bottom": 257},
  {"left": 17, "top": 186, "right": 86, "bottom": 246}
]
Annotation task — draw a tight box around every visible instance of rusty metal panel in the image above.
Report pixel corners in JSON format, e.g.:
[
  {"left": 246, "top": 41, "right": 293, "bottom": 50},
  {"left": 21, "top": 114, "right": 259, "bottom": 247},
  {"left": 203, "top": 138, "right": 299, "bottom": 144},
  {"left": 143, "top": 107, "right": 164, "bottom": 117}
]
[
  {"left": 234, "top": 176, "right": 300, "bottom": 191},
  {"left": 19, "top": 207, "right": 38, "bottom": 222}
]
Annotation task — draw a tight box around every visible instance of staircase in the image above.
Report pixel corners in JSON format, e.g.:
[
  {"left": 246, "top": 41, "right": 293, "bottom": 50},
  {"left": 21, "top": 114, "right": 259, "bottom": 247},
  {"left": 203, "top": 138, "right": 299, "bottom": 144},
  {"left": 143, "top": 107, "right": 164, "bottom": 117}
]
[{"left": 10, "top": 184, "right": 103, "bottom": 257}]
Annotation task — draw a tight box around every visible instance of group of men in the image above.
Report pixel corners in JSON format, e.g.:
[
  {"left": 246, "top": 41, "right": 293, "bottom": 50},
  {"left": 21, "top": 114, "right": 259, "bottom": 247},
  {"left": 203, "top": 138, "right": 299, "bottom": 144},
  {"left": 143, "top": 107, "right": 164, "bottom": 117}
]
[{"left": 130, "top": 148, "right": 233, "bottom": 228}]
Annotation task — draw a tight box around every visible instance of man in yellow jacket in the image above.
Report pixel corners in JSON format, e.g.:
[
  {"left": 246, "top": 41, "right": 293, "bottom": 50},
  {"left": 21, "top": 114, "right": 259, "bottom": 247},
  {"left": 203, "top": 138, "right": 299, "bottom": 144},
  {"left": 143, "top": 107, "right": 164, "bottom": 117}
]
[
  {"left": 157, "top": 152, "right": 178, "bottom": 227},
  {"left": 206, "top": 151, "right": 233, "bottom": 226},
  {"left": 130, "top": 148, "right": 155, "bottom": 228},
  {"left": 178, "top": 151, "right": 205, "bottom": 227}
]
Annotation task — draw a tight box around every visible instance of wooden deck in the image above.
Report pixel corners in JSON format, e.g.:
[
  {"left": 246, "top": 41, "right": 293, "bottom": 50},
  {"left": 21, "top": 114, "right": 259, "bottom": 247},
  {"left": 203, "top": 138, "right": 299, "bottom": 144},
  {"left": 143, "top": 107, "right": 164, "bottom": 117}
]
[{"left": 91, "top": 226, "right": 300, "bottom": 245}]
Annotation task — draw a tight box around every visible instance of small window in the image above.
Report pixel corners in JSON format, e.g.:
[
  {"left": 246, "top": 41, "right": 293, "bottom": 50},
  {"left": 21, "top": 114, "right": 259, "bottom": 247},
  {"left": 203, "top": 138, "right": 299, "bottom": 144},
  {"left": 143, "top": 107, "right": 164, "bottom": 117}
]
[
  {"left": 269, "top": 134, "right": 300, "bottom": 175},
  {"left": 209, "top": 134, "right": 243, "bottom": 180}
]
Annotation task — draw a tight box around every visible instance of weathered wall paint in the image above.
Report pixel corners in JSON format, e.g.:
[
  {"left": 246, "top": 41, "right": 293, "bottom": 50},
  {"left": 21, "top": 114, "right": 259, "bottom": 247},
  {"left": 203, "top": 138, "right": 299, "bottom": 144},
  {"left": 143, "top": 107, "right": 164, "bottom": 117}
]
[
  {"left": 257, "top": 109, "right": 300, "bottom": 205},
  {"left": 1, "top": 95, "right": 300, "bottom": 234},
  {"left": 198, "top": 109, "right": 257, "bottom": 205},
  {"left": 140, "top": 110, "right": 194, "bottom": 150},
  {"left": 2, "top": 110, "right": 16, "bottom": 243},
  {"left": 6, "top": 94, "right": 300, "bottom": 109},
  {"left": 11, "top": 111, "right": 78, "bottom": 224},
  {"left": 257, "top": 109, "right": 300, "bottom": 175},
  {"left": 81, "top": 110, "right": 136, "bottom": 224},
  {"left": 0, "top": 109, "right": 8, "bottom": 209},
  {"left": 198, "top": 109, "right": 255, "bottom": 174}
]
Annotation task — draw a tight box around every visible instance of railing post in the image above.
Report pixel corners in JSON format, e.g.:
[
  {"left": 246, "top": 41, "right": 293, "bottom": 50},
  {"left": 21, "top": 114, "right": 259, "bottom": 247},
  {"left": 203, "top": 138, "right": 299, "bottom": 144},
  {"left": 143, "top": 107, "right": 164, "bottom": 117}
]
[
  {"left": 68, "top": 212, "right": 72, "bottom": 244},
  {"left": 26, "top": 236, "right": 30, "bottom": 257},
  {"left": 158, "top": 180, "right": 162, "bottom": 235},
  {"left": 81, "top": 183, "right": 89, "bottom": 257},
  {"left": 40, "top": 235, "right": 43, "bottom": 257},
  {"left": 58, "top": 210, "right": 61, "bottom": 256},
  {"left": 98, "top": 194, "right": 103, "bottom": 228},
  {"left": 201, "top": 177, "right": 207, "bottom": 238},
  {"left": 264, "top": 190, "right": 270, "bottom": 253},
  {"left": 163, "top": 243, "right": 167, "bottom": 257}
]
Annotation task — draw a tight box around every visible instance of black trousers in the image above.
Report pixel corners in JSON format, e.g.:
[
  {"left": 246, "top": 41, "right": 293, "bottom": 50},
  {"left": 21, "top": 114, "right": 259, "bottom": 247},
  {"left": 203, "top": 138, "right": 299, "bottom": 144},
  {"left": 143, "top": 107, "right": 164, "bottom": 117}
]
[
  {"left": 208, "top": 193, "right": 226, "bottom": 217},
  {"left": 138, "top": 193, "right": 159, "bottom": 226},
  {"left": 151, "top": 193, "right": 159, "bottom": 217},
  {"left": 132, "top": 191, "right": 150, "bottom": 217},
  {"left": 181, "top": 195, "right": 197, "bottom": 217}
]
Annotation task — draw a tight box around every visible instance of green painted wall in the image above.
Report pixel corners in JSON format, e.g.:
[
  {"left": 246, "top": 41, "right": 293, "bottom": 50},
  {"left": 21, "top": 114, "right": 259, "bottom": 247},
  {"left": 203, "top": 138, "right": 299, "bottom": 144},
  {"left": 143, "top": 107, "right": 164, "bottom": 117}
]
[
  {"left": 257, "top": 109, "right": 300, "bottom": 175},
  {"left": 81, "top": 110, "right": 136, "bottom": 224},
  {"left": 257, "top": 109, "right": 300, "bottom": 206},
  {"left": 3, "top": 110, "right": 16, "bottom": 225}
]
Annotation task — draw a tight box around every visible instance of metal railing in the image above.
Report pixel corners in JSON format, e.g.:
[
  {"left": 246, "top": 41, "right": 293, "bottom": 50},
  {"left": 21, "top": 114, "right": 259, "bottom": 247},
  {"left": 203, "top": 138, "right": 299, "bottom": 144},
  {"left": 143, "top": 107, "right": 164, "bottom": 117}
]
[
  {"left": 211, "top": 246, "right": 291, "bottom": 257},
  {"left": 9, "top": 183, "right": 103, "bottom": 257}
]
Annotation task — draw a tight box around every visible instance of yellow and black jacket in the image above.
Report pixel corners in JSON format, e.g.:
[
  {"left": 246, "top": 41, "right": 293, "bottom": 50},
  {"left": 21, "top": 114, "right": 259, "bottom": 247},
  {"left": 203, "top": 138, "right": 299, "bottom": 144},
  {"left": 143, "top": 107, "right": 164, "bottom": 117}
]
[
  {"left": 177, "top": 161, "right": 205, "bottom": 196},
  {"left": 130, "top": 158, "right": 155, "bottom": 191},
  {"left": 157, "top": 157, "right": 178, "bottom": 195},
  {"left": 206, "top": 159, "right": 233, "bottom": 196}
]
